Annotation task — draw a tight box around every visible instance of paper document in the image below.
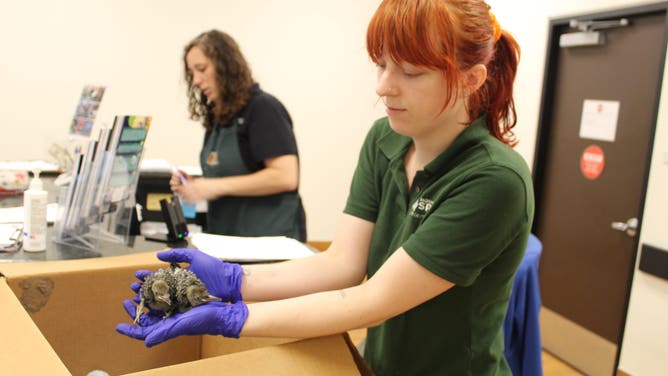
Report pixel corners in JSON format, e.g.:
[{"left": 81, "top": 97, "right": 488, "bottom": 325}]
[
  {"left": 0, "top": 160, "right": 60, "bottom": 172},
  {"left": 190, "top": 233, "right": 315, "bottom": 262},
  {"left": 0, "top": 203, "right": 58, "bottom": 224},
  {"left": 0, "top": 224, "right": 21, "bottom": 250},
  {"left": 140, "top": 159, "right": 202, "bottom": 176},
  {"left": 139, "top": 159, "right": 172, "bottom": 173}
]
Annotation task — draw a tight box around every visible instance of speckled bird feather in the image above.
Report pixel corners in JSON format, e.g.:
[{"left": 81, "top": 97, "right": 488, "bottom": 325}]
[{"left": 134, "top": 263, "right": 221, "bottom": 325}]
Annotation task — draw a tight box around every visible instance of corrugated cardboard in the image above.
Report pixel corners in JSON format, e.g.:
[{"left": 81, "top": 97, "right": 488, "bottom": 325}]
[
  {"left": 0, "top": 251, "right": 366, "bottom": 375},
  {"left": 126, "top": 335, "right": 361, "bottom": 376},
  {"left": 0, "top": 277, "right": 70, "bottom": 375}
]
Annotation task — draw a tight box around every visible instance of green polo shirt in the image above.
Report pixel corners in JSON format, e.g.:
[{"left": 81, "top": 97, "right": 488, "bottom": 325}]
[{"left": 344, "top": 116, "right": 534, "bottom": 375}]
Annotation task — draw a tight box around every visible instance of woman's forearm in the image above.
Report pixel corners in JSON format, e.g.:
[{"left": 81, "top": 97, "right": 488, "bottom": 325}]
[
  {"left": 206, "top": 154, "right": 299, "bottom": 197},
  {"left": 240, "top": 282, "right": 380, "bottom": 338},
  {"left": 241, "top": 249, "right": 367, "bottom": 302}
]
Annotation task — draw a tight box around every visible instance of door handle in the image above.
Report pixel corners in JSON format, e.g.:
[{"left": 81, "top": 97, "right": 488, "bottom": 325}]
[{"left": 610, "top": 217, "right": 638, "bottom": 237}]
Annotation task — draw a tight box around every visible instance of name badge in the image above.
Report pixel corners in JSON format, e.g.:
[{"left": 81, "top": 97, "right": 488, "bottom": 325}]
[{"left": 206, "top": 151, "right": 219, "bottom": 166}]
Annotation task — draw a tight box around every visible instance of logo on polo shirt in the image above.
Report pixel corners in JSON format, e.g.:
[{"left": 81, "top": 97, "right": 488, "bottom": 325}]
[{"left": 410, "top": 197, "right": 434, "bottom": 218}]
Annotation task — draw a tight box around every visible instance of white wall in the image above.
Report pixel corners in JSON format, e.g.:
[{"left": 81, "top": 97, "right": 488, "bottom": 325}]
[
  {"left": 2, "top": 1, "right": 666, "bottom": 374},
  {"left": 0, "top": 0, "right": 384, "bottom": 241},
  {"left": 621, "top": 42, "right": 668, "bottom": 376}
]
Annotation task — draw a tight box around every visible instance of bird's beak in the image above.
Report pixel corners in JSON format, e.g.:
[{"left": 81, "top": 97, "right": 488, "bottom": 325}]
[
  {"left": 157, "top": 295, "right": 171, "bottom": 305},
  {"left": 194, "top": 295, "right": 222, "bottom": 305},
  {"left": 206, "top": 294, "right": 222, "bottom": 303}
]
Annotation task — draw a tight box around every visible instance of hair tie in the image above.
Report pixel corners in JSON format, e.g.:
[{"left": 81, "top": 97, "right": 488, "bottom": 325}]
[{"left": 489, "top": 12, "right": 503, "bottom": 42}]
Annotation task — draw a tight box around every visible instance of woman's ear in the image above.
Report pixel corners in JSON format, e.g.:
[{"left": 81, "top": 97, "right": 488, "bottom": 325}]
[{"left": 465, "top": 64, "right": 487, "bottom": 92}]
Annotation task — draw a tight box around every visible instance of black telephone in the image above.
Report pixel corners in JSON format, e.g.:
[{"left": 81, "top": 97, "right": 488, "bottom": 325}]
[{"left": 144, "top": 195, "right": 189, "bottom": 246}]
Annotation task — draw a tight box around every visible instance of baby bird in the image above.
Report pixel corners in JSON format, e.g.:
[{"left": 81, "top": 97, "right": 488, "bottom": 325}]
[
  {"left": 172, "top": 266, "right": 222, "bottom": 313},
  {"left": 134, "top": 266, "right": 177, "bottom": 324},
  {"left": 133, "top": 263, "right": 221, "bottom": 325}
]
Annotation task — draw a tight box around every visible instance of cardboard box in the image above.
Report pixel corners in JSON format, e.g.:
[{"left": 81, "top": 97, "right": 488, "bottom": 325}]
[{"left": 0, "top": 251, "right": 369, "bottom": 375}]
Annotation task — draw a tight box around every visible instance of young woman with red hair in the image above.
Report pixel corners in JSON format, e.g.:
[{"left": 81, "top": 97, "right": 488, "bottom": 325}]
[{"left": 119, "top": 1, "right": 534, "bottom": 374}]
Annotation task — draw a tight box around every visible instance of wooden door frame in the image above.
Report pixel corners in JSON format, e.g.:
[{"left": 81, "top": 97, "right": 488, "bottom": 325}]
[{"left": 531, "top": 2, "right": 668, "bottom": 373}]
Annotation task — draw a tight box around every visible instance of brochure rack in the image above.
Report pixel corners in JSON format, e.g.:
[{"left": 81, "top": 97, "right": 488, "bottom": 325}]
[{"left": 54, "top": 115, "right": 152, "bottom": 251}]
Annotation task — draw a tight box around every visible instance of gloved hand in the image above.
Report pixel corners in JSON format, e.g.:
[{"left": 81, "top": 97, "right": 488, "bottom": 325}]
[
  {"left": 129, "top": 269, "right": 152, "bottom": 303},
  {"left": 121, "top": 298, "right": 164, "bottom": 328},
  {"left": 116, "top": 300, "right": 248, "bottom": 347},
  {"left": 158, "top": 248, "right": 243, "bottom": 302}
]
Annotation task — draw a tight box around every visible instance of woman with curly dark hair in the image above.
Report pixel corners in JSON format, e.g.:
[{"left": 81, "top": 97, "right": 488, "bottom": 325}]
[{"left": 171, "top": 30, "right": 306, "bottom": 242}]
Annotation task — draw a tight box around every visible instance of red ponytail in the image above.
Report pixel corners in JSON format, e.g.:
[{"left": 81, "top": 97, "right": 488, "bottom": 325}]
[{"left": 479, "top": 30, "right": 521, "bottom": 146}]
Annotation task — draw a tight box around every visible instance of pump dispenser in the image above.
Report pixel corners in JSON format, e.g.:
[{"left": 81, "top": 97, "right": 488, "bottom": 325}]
[{"left": 23, "top": 169, "right": 48, "bottom": 251}]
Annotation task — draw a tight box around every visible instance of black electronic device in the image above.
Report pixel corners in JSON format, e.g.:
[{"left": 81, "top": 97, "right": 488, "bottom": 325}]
[
  {"left": 135, "top": 171, "right": 207, "bottom": 229},
  {"left": 144, "top": 195, "right": 189, "bottom": 246}
]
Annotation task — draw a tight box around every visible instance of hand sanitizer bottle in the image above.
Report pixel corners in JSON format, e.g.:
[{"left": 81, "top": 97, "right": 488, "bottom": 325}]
[{"left": 23, "top": 169, "right": 48, "bottom": 252}]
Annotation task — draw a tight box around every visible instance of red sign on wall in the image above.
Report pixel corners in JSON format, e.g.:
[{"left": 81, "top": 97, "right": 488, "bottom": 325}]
[{"left": 580, "top": 145, "right": 605, "bottom": 180}]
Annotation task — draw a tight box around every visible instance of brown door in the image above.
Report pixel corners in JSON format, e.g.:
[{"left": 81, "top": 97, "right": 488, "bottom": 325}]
[{"left": 532, "top": 4, "right": 667, "bottom": 376}]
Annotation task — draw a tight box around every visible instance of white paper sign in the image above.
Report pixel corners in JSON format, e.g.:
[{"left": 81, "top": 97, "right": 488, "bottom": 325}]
[{"left": 579, "top": 99, "right": 620, "bottom": 142}]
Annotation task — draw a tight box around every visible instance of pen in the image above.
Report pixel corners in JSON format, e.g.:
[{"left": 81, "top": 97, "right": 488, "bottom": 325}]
[{"left": 172, "top": 165, "right": 187, "bottom": 185}]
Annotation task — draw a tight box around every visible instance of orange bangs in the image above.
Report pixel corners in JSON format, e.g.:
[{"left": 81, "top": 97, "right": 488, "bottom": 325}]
[{"left": 366, "top": 0, "right": 460, "bottom": 104}]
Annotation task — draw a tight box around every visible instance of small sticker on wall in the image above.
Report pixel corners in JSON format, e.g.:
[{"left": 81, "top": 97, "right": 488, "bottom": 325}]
[
  {"left": 580, "top": 145, "right": 605, "bottom": 180},
  {"left": 579, "top": 99, "right": 620, "bottom": 142}
]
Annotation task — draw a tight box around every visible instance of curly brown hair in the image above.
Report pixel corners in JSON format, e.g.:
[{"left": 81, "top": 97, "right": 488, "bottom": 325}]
[{"left": 183, "top": 30, "right": 254, "bottom": 130}]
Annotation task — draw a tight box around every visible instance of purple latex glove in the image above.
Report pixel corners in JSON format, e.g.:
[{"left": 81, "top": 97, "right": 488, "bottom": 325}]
[
  {"left": 116, "top": 300, "right": 248, "bottom": 347},
  {"left": 157, "top": 248, "right": 243, "bottom": 302}
]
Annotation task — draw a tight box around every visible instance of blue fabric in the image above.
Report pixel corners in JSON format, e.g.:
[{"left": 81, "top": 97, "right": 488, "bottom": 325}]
[{"left": 504, "top": 234, "right": 543, "bottom": 376}]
